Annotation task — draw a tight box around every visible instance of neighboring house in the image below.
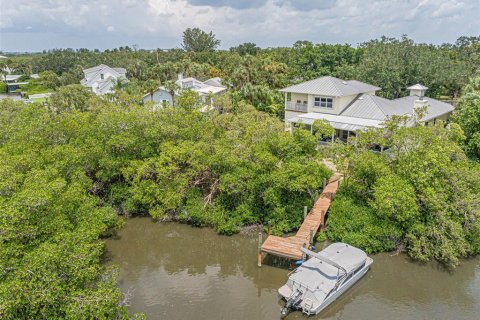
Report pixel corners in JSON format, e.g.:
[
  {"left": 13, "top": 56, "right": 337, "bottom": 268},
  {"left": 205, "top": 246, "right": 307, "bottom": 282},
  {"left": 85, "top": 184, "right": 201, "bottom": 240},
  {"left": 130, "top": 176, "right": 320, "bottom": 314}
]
[
  {"left": 143, "top": 74, "right": 227, "bottom": 106},
  {"left": 143, "top": 87, "right": 174, "bottom": 106},
  {"left": 280, "top": 76, "right": 454, "bottom": 140},
  {"left": 2, "top": 74, "right": 29, "bottom": 92},
  {"left": 80, "top": 64, "right": 127, "bottom": 95}
]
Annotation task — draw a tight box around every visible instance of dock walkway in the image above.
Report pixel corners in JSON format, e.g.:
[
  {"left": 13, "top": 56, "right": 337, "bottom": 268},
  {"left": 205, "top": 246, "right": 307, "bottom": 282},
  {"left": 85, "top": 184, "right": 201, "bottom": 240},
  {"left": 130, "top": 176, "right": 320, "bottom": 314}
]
[{"left": 260, "top": 175, "right": 341, "bottom": 261}]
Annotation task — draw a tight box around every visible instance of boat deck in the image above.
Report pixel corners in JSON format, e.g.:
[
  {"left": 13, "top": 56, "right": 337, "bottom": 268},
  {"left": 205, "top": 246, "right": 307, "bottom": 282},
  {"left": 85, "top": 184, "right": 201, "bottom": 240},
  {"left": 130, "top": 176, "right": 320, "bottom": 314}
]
[{"left": 261, "top": 176, "right": 341, "bottom": 260}]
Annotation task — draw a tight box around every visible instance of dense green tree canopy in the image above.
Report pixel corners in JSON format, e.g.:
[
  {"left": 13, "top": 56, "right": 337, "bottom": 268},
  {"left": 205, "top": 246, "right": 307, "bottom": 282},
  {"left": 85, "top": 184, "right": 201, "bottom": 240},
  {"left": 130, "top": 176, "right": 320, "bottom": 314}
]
[
  {"left": 452, "top": 76, "right": 480, "bottom": 159},
  {"left": 0, "top": 91, "right": 332, "bottom": 317},
  {"left": 326, "top": 121, "right": 480, "bottom": 268}
]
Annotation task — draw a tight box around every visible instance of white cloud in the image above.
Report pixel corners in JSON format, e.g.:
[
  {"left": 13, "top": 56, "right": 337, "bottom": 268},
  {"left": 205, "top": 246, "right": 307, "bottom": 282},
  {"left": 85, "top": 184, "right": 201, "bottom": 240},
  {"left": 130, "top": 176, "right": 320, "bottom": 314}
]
[{"left": 0, "top": 0, "right": 478, "bottom": 51}]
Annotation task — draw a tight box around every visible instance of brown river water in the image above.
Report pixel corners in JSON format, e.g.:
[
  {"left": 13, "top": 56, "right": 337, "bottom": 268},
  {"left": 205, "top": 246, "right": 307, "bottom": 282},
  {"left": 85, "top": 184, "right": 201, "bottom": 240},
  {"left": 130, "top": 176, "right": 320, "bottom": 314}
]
[{"left": 105, "top": 217, "right": 480, "bottom": 320}]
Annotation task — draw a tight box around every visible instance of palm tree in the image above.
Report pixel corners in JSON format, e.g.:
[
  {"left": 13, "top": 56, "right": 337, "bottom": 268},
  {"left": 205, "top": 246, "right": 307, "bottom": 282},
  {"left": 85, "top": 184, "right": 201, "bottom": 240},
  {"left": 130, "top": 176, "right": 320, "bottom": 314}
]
[
  {"left": 143, "top": 79, "right": 159, "bottom": 102},
  {"left": 112, "top": 77, "right": 128, "bottom": 92},
  {"left": 164, "top": 80, "right": 180, "bottom": 106}
]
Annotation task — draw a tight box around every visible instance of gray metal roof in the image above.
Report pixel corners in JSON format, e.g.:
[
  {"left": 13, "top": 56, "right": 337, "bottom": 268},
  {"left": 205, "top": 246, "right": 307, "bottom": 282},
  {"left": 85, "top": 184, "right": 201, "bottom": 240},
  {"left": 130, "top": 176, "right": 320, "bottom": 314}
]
[
  {"left": 112, "top": 67, "right": 127, "bottom": 75},
  {"left": 340, "top": 93, "right": 454, "bottom": 122},
  {"left": 392, "top": 95, "right": 454, "bottom": 121},
  {"left": 340, "top": 94, "right": 395, "bottom": 120},
  {"left": 288, "top": 112, "right": 383, "bottom": 131},
  {"left": 279, "top": 76, "right": 380, "bottom": 97}
]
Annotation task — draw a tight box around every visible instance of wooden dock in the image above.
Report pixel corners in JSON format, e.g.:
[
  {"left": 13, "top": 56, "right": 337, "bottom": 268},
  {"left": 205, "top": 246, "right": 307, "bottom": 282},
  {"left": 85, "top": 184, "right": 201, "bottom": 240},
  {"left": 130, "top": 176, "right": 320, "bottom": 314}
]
[{"left": 260, "top": 175, "right": 341, "bottom": 262}]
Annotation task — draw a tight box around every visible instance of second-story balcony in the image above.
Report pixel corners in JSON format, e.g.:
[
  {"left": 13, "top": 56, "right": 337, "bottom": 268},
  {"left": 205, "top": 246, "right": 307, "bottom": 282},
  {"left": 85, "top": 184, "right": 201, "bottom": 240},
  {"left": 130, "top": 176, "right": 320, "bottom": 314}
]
[{"left": 285, "top": 101, "right": 308, "bottom": 112}]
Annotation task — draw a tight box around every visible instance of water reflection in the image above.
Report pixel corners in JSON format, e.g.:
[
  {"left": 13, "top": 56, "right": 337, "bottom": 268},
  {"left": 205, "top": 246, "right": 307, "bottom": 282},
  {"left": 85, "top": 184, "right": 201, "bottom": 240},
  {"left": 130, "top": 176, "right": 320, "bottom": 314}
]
[{"left": 105, "top": 217, "right": 480, "bottom": 320}]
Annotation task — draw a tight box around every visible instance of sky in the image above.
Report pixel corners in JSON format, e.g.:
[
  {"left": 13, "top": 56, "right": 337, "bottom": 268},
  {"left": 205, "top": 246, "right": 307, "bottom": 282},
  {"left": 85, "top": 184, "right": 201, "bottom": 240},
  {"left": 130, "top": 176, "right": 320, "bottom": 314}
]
[{"left": 0, "top": 0, "right": 479, "bottom": 52}]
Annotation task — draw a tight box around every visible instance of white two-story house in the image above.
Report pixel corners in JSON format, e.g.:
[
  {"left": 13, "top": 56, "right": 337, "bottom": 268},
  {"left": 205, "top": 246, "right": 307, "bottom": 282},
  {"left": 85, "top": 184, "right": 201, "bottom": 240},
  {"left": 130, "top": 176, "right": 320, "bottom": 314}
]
[
  {"left": 280, "top": 76, "right": 454, "bottom": 140},
  {"left": 80, "top": 64, "right": 127, "bottom": 95}
]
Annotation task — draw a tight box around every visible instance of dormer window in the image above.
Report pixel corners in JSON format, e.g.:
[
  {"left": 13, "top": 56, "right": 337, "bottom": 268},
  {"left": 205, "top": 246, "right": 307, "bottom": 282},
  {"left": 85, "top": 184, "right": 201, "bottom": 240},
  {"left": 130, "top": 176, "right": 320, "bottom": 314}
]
[{"left": 314, "top": 97, "right": 333, "bottom": 108}]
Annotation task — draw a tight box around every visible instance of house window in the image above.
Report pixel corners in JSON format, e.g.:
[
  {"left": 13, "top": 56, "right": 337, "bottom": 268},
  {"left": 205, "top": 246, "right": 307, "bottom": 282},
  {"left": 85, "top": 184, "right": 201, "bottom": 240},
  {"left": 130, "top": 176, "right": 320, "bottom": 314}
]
[
  {"left": 314, "top": 97, "right": 333, "bottom": 108},
  {"left": 296, "top": 100, "right": 301, "bottom": 103},
  {"left": 100, "top": 74, "right": 104, "bottom": 80}
]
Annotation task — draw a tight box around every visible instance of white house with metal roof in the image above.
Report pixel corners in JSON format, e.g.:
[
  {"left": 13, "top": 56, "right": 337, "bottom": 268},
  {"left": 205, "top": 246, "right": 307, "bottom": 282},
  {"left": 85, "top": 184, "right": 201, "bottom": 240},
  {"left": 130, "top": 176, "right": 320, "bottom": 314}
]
[
  {"left": 80, "top": 64, "right": 127, "bottom": 95},
  {"left": 143, "top": 74, "right": 226, "bottom": 107},
  {"left": 280, "top": 76, "right": 454, "bottom": 140}
]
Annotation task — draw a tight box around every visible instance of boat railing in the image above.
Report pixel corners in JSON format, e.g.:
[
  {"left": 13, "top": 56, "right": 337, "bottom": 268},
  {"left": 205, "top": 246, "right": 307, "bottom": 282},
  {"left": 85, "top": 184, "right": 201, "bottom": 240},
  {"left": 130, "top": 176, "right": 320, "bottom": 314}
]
[{"left": 300, "top": 247, "right": 348, "bottom": 276}]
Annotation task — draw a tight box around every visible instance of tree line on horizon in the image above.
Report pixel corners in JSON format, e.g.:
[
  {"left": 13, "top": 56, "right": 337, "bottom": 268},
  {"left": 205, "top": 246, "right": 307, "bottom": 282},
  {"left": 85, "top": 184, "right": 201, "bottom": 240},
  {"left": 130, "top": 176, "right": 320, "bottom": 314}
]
[{"left": 2, "top": 28, "right": 479, "bottom": 110}]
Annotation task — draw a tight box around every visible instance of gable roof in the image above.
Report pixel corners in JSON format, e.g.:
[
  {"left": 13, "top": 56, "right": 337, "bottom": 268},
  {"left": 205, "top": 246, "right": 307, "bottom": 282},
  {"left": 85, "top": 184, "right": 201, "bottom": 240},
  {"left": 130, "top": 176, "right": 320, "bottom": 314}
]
[
  {"left": 204, "top": 77, "right": 224, "bottom": 87},
  {"left": 175, "top": 76, "right": 227, "bottom": 95},
  {"left": 112, "top": 67, "right": 126, "bottom": 75},
  {"left": 82, "top": 64, "right": 125, "bottom": 80},
  {"left": 340, "top": 94, "right": 396, "bottom": 120},
  {"left": 81, "top": 64, "right": 127, "bottom": 88},
  {"left": 279, "top": 76, "right": 380, "bottom": 97}
]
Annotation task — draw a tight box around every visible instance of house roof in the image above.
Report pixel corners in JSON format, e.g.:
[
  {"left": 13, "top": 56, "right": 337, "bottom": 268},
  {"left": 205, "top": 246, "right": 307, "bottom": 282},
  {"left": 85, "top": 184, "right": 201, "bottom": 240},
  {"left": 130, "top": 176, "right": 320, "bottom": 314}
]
[
  {"left": 204, "top": 77, "right": 224, "bottom": 87},
  {"left": 176, "top": 76, "right": 226, "bottom": 94},
  {"left": 340, "top": 93, "right": 454, "bottom": 123},
  {"left": 82, "top": 64, "right": 126, "bottom": 83},
  {"left": 4, "top": 75, "right": 22, "bottom": 81},
  {"left": 112, "top": 67, "right": 127, "bottom": 75},
  {"left": 392, "top": 95, "right": 454, "bottom": 121},
  {"left": 279, "top": 76, "right": 380, "bottom": 97},
  {"left": 83, "top": 64, "right": 110, "bottom": 73},
  {"left": 195, "top": 85, "right": 226, "bottom": 95},
  {"left": 288, "top": 112, "right": 383, "bottom": 131},
  {"left": 340, "top": 94, "right": 396, "bottom": 120},
  {"left": 142, "top": 86, "right": 171, "bottom": 99},
  {"left": 96, "top": 77, "right": 116, "bottom": 93}
]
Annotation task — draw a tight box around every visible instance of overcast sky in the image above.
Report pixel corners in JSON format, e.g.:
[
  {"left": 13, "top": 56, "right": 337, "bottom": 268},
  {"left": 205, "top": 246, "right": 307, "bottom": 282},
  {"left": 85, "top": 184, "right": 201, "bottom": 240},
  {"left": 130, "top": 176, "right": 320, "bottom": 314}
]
[{"left": 1, "top": 0, "right": 479, "bottom": 52}]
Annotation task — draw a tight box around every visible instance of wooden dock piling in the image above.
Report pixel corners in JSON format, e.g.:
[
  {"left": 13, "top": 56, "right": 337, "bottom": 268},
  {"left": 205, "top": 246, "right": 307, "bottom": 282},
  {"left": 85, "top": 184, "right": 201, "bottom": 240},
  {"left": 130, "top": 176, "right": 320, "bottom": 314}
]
[
  {"left": 309, "top": 229, "right": 314, "bottom": 249},
  {"left": 257, "top": 232, "right": 263, "bottom": 267}
]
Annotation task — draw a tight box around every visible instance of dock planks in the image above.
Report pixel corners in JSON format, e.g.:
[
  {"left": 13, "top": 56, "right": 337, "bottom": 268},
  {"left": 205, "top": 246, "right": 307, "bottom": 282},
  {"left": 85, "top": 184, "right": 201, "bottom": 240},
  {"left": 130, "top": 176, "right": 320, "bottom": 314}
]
[{"left": 260, "top": 175, "right": 341, "bottom": 261}]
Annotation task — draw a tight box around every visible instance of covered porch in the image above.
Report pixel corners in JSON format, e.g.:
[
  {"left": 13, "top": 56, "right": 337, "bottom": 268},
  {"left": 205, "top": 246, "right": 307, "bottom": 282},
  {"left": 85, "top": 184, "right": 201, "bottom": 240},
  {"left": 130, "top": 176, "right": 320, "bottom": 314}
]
[{"left": 286, "top": 112, "right": 382, "bottom": 142}]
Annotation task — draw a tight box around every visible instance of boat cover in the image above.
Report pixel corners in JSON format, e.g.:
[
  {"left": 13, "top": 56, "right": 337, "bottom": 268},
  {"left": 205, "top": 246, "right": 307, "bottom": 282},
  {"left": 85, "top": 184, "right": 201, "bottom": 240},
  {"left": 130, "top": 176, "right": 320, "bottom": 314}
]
[{"left": 315, "top": 243, "right": 367, "bottom": 274}]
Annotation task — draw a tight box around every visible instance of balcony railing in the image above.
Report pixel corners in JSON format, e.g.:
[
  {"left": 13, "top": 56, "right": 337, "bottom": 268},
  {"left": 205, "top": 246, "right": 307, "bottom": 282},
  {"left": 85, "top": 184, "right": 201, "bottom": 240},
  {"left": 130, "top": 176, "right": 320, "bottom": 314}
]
[{"left": 285, "top": 102, "right": 308, "bottom": 112}]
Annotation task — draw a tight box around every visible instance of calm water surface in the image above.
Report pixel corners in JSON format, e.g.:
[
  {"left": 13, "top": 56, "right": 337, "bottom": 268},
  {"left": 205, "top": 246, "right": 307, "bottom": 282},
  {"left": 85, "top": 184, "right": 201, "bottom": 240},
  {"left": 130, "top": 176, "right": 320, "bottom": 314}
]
[{"left": 105, "top": 218, "right": 480, "bottom": 320}]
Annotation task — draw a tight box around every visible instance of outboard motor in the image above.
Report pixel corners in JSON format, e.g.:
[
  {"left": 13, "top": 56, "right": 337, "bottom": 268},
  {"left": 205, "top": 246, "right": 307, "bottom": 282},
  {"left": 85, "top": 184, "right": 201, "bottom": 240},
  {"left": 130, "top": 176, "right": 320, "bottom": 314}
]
[
  {"left": 280, "top": 305, "right": 290, "bottom": 318},
  {"left": 280, "top": 289, "right": 302, "bottom": 318}
]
